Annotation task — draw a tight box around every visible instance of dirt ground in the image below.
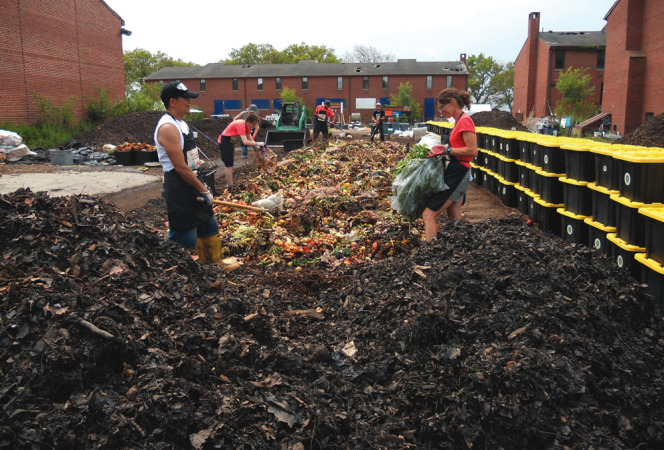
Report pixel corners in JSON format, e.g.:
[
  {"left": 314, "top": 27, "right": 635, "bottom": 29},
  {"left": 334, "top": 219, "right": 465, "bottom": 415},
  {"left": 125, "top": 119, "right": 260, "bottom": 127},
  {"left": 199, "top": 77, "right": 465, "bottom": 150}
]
[{"left": 2, "top": 112, "right": 664, "bottom": 449}]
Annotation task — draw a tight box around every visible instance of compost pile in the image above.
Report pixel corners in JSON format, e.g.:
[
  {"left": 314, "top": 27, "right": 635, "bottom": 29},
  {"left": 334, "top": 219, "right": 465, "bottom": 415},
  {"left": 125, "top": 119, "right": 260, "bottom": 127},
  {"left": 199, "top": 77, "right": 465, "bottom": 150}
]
[
  {"left": 471, "top": 110, "right": 531, "bottom": 132},
  {"left": 71, "top": 111, "right": 273, "bottom": 158},
  {"left": 615, "top": 112, "right": 664, "bottom": 147},
  {"left": 2, "top": 187, "right": 664, "bottom": 449},
  {"left": 210, "top": 141, "right": 419, "bottom": 267}
]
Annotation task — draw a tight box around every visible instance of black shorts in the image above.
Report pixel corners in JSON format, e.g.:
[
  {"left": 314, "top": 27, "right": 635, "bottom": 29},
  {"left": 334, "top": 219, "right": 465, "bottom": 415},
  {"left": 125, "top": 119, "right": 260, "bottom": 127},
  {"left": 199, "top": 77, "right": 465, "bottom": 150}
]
[
  {"left": 427, "top": 159, "right": 471, "bottom": 211},
  {"left": 218, "top": 136, "right": 235, "bottom": 168},
  {"left": 313, "top": 120, "right": 328, "bottom": 134}
]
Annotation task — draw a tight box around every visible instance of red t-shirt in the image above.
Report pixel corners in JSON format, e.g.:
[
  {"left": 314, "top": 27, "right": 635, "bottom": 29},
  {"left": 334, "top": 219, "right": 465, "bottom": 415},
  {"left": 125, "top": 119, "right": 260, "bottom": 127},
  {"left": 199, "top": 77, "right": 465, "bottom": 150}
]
[
  {"left": 449, "top": 113, "right": 476, "bottom": 168},
  {"left": 218, "top": 120, "right": 251, "bottom": 142}
]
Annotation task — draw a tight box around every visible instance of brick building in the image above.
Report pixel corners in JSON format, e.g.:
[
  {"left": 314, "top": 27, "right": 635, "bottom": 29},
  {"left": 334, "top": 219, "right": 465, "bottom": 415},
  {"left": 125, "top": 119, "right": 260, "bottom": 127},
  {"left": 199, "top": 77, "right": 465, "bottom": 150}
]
[
  {"left": 513, "top": 12, "right": 606, "bottom": 128},
  {"left": 601, "top": 0, "right": 664, "bottom": 136},
  {"left": 145, "top": 58, "right": 469, "bottom": 124},
  {"left": 0, "top": 0, "right": 126, "bottom": 125}
]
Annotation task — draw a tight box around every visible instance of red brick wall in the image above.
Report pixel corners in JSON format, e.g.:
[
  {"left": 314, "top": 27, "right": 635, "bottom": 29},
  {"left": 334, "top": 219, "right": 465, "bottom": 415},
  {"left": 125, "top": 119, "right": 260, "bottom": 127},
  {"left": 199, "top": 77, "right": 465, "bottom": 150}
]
[
  {"left": 0, "top": 0, "right": 125, "bottom": 125},
  {"left": 153, "top": 73, "right": 467, "bottom": 124},
  {"left": 603, "top": 0, "right": 664, "bottom": 135}
]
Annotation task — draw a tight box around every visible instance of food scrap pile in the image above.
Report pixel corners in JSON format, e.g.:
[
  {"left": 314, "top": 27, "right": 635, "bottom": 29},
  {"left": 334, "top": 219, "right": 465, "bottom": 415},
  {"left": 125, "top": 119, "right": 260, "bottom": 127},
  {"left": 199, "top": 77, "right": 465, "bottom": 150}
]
[{"left": 208, "top": 141, "right": 422, "bottom": 267}]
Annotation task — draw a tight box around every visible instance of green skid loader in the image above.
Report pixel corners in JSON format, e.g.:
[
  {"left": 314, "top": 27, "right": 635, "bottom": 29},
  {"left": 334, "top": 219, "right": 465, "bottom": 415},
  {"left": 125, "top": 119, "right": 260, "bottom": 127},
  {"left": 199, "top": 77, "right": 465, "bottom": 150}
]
[{"left": 265, "top": 102, "right": 308, "bottom": 151}]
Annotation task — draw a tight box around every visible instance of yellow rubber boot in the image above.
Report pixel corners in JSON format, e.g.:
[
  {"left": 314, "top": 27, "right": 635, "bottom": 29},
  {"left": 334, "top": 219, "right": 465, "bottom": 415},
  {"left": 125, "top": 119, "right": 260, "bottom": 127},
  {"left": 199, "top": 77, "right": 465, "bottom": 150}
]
[{"left": 196, "top": 234, "right": 241, "bottom": 272}]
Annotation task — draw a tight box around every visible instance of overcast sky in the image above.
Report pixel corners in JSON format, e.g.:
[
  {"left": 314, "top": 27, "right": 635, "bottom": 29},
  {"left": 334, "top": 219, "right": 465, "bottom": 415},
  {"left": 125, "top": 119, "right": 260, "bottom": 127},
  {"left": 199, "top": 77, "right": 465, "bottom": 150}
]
[{"left": 104, "top": 0, "right": 617, "bottom": 65}]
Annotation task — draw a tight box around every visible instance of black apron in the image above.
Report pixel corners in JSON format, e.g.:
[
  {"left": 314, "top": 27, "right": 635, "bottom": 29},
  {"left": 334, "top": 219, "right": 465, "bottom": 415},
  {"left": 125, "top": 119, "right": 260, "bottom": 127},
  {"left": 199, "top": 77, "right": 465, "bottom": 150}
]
[{"left": 162, "top": 118, "right": 214, "bottom": 232}]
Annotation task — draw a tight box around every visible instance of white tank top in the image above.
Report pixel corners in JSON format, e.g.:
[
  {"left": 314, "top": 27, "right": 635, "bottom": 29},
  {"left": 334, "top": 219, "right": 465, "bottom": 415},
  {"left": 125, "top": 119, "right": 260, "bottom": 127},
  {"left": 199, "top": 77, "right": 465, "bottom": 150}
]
[{"left": 154, "top": 114, "right": 190, "bottom": 172}]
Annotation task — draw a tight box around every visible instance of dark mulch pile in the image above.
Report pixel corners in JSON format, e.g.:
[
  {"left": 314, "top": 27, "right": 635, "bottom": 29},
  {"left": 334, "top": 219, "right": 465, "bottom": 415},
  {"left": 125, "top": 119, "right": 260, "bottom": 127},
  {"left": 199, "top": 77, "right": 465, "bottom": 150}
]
[
  {"left": 71, "top": 111, "right": 274, "bottom": 159},
  {"left": 472, "top": 110, "right": 531, "bottom": 132},
  {"left": 615, "top": 112, "right": 664, "bottom": 147},
  {"left": 1, "top": 188, "right": 663, "bottom": 449}
]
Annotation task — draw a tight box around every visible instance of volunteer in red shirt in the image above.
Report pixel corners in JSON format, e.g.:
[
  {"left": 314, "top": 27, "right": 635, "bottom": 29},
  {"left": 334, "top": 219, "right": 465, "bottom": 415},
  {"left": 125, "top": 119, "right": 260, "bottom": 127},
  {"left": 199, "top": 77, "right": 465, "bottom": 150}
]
[
  {"left": 313, "top": 100, "right": 335, "bottom": 143},
  {"left": 217, "top": 113, "right": 262, "bottom": 187},
  {"left": 422, "top": 88, "right": 478, "bottom": 242}
]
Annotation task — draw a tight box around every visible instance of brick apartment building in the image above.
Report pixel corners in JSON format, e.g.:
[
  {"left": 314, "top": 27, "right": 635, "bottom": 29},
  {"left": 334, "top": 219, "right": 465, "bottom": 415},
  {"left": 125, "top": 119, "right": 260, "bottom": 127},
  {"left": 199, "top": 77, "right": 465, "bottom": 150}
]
[
  {"left": 0, "top": 0, "right": 126, "bottom": 125},
  {"left": 601, "top": 0, "right": 664, "bottom": 136},
  {"left": 145, "top": 58, "right": 469, "bottom": 124},
  {"left": 513, "top": 12, "right": 606, "bottom": 128}
]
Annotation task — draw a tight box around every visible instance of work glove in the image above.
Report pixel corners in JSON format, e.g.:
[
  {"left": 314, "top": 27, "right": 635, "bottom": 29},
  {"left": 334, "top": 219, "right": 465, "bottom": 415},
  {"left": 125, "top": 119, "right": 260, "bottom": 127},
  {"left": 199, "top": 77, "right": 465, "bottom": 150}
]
[
  {"left": 256, "top": 141, "right": 265, "bottom": 147},
  {"left": 199, "top": 190, "right": 213, "bottom": 206},
  {"left": 427, "top": 144, "right": 448, "bottom": 158}
]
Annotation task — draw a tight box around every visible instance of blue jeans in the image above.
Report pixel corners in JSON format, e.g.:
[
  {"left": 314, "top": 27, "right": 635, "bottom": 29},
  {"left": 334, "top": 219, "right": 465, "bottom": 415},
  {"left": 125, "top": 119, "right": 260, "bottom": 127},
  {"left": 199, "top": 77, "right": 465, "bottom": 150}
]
[
  {"left": 241, "top": 144, "right": 248, "bottom": 158},
  {"left": 161, "top": 184, "right": 219, "bottom": 249},
  {"left": 168, "top": 215, "right": 219, "bottom": 249}
]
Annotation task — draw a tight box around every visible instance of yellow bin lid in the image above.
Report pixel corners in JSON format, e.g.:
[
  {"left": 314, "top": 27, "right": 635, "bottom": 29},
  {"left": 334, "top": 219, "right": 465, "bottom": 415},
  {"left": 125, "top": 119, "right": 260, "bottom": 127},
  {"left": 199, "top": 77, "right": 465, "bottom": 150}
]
[
  {"left": 583, "top": 217, "right": 616, "bottom": 232},
  {"left": 635, "top": 253, "right": 664, "bottom": 275},
  {"left": 557, "top": 207, "right": 589, "bottom": 220},
  {"left": 606, "top": 233, "right": 646, "bottom": 252},
  {"left": 535, "top": 167, "right": 565, "bottom": 177},
  {"left": 560, "top": 176, "right": 589, "bottom": 186},
  {"left": 610, "top": 193, "right": 664, "bottom": 209},
  {"left": 638, "top": 206, "right": 664, "bottom": 222},
  {"left": 535, "top": 197, "right": 563, "bottom": 208},
  {"left": 587, "top": 181, "right": 619, "bottom": 195}
]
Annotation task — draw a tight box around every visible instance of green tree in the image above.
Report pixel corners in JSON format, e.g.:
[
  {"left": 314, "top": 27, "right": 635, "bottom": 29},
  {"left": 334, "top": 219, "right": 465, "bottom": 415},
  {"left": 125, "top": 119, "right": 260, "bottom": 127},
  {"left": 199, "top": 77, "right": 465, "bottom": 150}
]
[
  {"left": 554, "top": 67, "right": 597, "bottom": 124},
  {"left": 491, "top": 61, "right": 514, "bottom": 112},
  {"left": 123, "top": 48, "right": 197, "bottom": 87},
  {"left": 282, "top": 43, "right": 340, "bottom": 63},
  {"left": 225, "top": 43, "right": 340, "bottom": 65},
  {"left": 342, "top": 45, "right": 395, "bottom": 63},
  {"left": 389, "top": 82, "right": 422, "bottom": 124},
  {"left": 466, "top": 53, "right": 503, "bottom": 105}
]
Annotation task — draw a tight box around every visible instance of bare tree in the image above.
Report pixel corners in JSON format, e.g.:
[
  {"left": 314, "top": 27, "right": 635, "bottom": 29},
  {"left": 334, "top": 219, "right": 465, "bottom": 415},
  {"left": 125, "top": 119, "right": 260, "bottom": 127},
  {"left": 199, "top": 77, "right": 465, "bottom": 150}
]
[{"left": 342, "top": 45, "right": 395, "bottom": 63}]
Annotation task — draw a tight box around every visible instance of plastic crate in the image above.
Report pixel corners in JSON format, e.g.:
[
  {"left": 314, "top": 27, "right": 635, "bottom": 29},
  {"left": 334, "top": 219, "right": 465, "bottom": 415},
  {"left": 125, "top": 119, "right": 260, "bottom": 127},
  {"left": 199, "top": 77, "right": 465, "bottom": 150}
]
[
  {"left": 528, "top": 192, "right": 541, "bottom": 223},
  {"left": 197, "top": 169, "right": 218, "bottom": 196},
  {"left": 610, "top": 194, "right": 662, "bottom": 249},
  {"left": 535, "top": 168, "right": 565, "bottom": 204},
  {"left": 135, "top": 150, "right": 159, "bottom": 165},
  {"left": 516, "top": 160, "right": 534, "bottom": 190},
  {"left": 562, "top": 142, "right": 595, "bottom": 182},
  {"left": 635, "top": 253, "right": 664, "bottom": 307},
  {"left": 539, "top": 141, "right": 566, "bottom": 174},
  {"left": 481, "top": 169, "right": 493, "bottom": 190},
  {"left": 113, "top": 150, "right": 135, "bottom": 166},
  {"left": 535, "top": 197, "right": 563, "bottom": 234},
  {"left": 607, "top": 233, "right": 645, "bottom": 280},
  {"left": 518, "top": 137, "right": 532, "bottom": 164},
  {"left": 613, "top": 151, "right": 664, "bottom": 204},
  {"left": 638, "top": 206, "right": 664, "bottom": 266},
  {"left": 560, "top": 176, "right": 592, "bottom": 216},
  {"left": 471, "top": 163, "right": 483, "bottom": 186},
  {"left": 476, "top": 149, "right": 487, "bottom": 168},
  {"left": 515, "top": 184, "right": 532, "bottom": 215},
  {"left": 584, "top": 217, "right": 616, "bottom": 255},
  {"left": 587, "top": 182, "right": 619, "bottom": 227},
  {"left": 496, "top": 176, "right": 518, "bottom": 207},
  {"left": 497, "top": 132, "right": 520, "bottom": 159},
  {"left": 591, "top": 145, "right": 620, "bottom": 191},
  {"left": 558, "top": 208, "right": 589, "bottom": 244}
]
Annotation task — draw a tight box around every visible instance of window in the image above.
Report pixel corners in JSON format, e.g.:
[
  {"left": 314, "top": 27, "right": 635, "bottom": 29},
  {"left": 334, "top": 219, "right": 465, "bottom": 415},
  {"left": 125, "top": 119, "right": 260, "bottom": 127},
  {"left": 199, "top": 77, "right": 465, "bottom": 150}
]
[
  {"left": 645, "top": 112, "right": 654, "bottom": 122},
  {"left": 426, "top": 76, "right": 432, "bottom": 89},
  {"left": 232, "top": 78, "right": 238, "bottom": 91},
  {"left": 597, "top": 50, "right": 605, "bottom": 70},
  {"left": 382, "top": 76, "right": 388, "bottom": 89},
  {"left": 554, "top": 50, "right": 565, "bottom": 70},
  {"left": 257, "top": 77, "right": 263, "bottom": 91},
  {"left": 275, "top": 77, "right": 282, "bottom": 90},
  {"left": 363, "top": 76, "right": 369, "bottom": 90},
  {"left": 302, "top": 77, "right": 308, "bottom": 90},
  {"left": 337, "top": 76, "right": 343, "bottom": 90},
  {"left": 200, "top": 79, "right": 206, "bottom": 92},
  {"left": 446, "top": 76, "right": 453, "bottom": 88}
]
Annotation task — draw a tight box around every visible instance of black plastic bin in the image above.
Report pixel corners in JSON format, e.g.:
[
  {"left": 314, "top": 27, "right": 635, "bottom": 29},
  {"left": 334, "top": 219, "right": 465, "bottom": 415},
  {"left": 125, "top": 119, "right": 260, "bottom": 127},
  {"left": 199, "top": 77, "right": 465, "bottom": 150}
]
[
  {"left": 197, "top": 169, "right": 218, "bottom": 196},
  {"left": 584, "top": 217, "right": 615, "bottom": 255},
  {"left": 639, "top": 206, "right": 664, "bottom": 266},
  {"left": 560, "top": 177, "right": 592, "bottom": 216},
  {"left": 614, "top": 152, "right": 664, "bottom": 204},
  {"left": 135, "top": 150, "right": 159, "bottom": 165},
  {"left": 558, "top": 208, "right": 589, "bottom": 244},
  {"left": 611, "top": 193, "right": 648, "bottom": 248},
  {"left": 562, "top": 143, "right": 595, "bottom": 182},
  {"left": 114, "top": 150, "right": 136, "bottom": 166},
  {"left": 588, "top": 182, "right": 618, "bottom": 227}
]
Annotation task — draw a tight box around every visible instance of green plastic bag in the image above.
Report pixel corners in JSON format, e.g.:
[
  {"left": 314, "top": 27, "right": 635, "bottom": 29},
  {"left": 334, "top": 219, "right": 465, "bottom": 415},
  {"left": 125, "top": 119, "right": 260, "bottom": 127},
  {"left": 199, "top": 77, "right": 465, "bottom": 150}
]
[{"left": 391, "top": 157, "right": 448, "bottom": 220}]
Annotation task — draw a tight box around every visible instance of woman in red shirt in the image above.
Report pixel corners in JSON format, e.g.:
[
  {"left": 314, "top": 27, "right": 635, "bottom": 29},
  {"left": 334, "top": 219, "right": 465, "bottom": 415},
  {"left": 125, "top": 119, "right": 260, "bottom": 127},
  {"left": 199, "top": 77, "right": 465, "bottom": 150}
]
[
  {"left": 422, "top": 88, "right": 478, "bottom": 241},
  {"left": 217, "top": 112, "right": 262, "bottom": 187}
]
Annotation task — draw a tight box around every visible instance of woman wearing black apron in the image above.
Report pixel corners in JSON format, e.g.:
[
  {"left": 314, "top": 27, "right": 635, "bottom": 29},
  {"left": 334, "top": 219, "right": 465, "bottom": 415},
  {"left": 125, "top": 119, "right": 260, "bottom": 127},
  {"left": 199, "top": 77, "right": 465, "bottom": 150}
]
[
  {"left": 422, "top": 88, "right": 478, "bottom": 242},
  {"left": 154, "top": 81, "right": 222, "bottom": 264}
]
